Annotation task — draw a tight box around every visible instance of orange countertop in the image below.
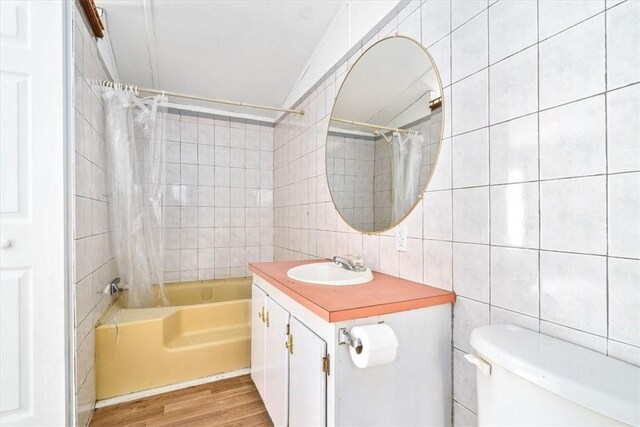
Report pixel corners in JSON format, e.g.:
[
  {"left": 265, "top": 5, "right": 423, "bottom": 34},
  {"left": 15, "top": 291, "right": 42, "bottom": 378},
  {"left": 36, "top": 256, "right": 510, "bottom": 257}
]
[{"left": 249, "top": 260, "right": 456, "bottom": 323}]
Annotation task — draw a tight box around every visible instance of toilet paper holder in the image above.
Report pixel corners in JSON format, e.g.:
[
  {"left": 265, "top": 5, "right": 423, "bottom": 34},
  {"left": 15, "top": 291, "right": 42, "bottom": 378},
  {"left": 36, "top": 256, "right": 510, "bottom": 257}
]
[{"left": 338, "top": 328, "right": 363, "bottom": 354}]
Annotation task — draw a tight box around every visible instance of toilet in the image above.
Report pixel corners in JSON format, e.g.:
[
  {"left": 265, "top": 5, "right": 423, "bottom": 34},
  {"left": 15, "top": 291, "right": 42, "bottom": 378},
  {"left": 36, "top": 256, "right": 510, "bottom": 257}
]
[{"left": 467, "top": 325, "right": 640, "bottom": 426}]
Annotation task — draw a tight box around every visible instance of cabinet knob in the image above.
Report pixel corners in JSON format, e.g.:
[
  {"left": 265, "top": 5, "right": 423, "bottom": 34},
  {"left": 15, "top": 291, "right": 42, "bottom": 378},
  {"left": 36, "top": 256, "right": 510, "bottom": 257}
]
[{"left": 1, "top": 239, "right": 11, "bottom": 249}]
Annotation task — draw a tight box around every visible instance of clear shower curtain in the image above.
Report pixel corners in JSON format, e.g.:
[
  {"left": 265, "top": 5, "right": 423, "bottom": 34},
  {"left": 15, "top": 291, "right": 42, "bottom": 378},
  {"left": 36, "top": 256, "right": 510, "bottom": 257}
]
[
  {"left": 391, "top": 132, "right": 424, "bottom": 223},
  {"left": 102, "top": 87, "right": 168, "bottom": 308}
]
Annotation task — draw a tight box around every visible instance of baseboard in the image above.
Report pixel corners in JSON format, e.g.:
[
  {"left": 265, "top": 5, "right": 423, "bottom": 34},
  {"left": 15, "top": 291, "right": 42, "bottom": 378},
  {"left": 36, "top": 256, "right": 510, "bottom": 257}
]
[{"left": 94, "top": 368, "right": 252, "bottom": 409}]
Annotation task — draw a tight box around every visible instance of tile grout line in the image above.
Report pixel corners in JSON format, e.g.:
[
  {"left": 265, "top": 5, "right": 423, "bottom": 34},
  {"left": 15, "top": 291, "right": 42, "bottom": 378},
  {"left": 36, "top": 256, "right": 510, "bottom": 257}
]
[
  {"left": 486, "top": 0, "right": 492, "bottom": 324},
  {"left": 536, "top": 0, "right": 542, "bottom": 332},
  {"left": 446, "top": 0, "right": 462, "bottom": 422},
  {"left": 604, "top": 0, "right": 610, "bottom": 356}
]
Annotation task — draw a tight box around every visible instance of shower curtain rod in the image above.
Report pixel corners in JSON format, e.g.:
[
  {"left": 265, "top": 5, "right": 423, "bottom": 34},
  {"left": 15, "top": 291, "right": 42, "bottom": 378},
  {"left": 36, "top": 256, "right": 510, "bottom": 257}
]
[
  {"left": 99, "top": 80, "right": 305, "bottom": 115},
  {"left": 330, "top": 117, "right": 416, "bottom": 135}
]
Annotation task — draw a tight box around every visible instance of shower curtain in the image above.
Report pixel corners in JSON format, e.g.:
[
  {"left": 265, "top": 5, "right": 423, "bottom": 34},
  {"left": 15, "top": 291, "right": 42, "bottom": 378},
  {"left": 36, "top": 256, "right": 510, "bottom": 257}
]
[
  {"left": 391, "top": 132, "right": 424, "bottom": 223},
  {"left": 102, "top": 87, "right": 168, "bottom": 308}
]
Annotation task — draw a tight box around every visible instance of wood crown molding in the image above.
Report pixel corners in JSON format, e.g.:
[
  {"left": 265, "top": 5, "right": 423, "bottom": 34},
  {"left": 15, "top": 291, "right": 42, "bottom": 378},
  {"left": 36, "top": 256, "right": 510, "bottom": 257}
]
[{"left": 79, "top": 0, "right": 104, "bottom": 39}]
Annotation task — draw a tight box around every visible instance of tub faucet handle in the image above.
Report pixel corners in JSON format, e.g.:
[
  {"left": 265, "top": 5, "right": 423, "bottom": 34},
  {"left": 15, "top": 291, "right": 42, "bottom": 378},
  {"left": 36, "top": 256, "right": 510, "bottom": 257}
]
[{"left": 104, "top": 277, "right": 122, "bottom": 295}]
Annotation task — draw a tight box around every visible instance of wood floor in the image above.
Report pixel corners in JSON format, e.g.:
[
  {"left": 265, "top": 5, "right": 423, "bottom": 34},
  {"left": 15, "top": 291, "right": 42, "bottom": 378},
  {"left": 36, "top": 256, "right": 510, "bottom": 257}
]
[{"left": 90, "top": 375, "right": 273, "bottom": 427}]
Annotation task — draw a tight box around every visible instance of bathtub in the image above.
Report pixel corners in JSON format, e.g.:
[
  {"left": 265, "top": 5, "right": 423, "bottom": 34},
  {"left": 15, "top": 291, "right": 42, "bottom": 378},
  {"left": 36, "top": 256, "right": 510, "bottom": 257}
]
[{"left": 96, "top": 277, "right": 252, "bottom": 400}]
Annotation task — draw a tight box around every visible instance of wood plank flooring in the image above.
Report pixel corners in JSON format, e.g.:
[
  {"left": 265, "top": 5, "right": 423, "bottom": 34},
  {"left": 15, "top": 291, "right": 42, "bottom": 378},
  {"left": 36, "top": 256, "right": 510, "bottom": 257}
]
[{"left": 91, "top": 375, "right": 273, "bottom": 427}]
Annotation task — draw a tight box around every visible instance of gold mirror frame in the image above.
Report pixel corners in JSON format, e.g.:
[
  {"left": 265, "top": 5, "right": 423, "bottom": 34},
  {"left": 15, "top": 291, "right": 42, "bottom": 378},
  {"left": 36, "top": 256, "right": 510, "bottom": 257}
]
[{"left": 325, "top": 34, "right": 446, "bottom": 234}]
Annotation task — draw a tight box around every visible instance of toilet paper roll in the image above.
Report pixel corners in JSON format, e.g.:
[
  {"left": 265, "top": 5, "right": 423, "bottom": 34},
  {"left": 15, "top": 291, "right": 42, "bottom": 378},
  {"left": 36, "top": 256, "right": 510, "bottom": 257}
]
[{"left": 348, "top": 323, "right": 399, "bottom": 368}]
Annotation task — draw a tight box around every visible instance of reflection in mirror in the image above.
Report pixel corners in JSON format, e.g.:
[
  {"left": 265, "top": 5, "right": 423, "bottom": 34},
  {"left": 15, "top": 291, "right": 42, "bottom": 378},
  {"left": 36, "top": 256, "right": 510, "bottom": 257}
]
[{"left": 326, "top": 36, "right": 444, "bottom": 233}]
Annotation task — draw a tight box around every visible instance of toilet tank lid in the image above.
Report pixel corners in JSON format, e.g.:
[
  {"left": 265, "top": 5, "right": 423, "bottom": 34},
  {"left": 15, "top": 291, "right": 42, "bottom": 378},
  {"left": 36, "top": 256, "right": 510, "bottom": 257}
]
[{"left": 470, "top": 325, "right": 640, "bottom": 426}]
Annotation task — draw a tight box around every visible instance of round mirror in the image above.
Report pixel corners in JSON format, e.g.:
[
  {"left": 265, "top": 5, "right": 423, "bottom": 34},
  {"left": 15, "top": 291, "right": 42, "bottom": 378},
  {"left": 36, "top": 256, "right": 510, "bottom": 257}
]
[{"left": 326, "top": 36, "right": 444, "bottom": 233}]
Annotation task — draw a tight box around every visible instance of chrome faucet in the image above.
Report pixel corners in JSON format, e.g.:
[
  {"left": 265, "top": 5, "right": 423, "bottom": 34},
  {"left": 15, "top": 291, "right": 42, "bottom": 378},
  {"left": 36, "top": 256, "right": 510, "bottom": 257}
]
[{"left": 333, "top": 256, "right": 366, "bottom": 272}]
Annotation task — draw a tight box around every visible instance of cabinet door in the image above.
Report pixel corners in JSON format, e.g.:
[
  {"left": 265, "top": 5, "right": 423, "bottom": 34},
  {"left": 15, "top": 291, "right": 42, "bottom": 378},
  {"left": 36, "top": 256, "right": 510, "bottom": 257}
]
[
  {"left": 289, "top": 317, "right": 327, "bottom": 427},
  {"left": 264, "top": 297, "right": 290, "bottom": 427},
  {"left": 251, "top": 284, "right": 267, "bottom": 399}
]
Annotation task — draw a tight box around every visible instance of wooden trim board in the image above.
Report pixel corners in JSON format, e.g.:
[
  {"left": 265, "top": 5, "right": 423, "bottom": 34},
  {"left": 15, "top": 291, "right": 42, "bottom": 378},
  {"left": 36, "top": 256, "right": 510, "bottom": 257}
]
[
  {"left": 79, "top": 0, "right": 104, "bottom": 38},
  {"left": 94, "top": 368, "right": 251, "bottom": 409}
]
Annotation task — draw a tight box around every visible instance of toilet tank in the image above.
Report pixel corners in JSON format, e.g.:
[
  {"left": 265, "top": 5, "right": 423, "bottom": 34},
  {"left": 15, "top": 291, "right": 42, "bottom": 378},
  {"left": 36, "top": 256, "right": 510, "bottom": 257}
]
[{"left": 468, "top": 325, "right": 640, "bottom": 426}]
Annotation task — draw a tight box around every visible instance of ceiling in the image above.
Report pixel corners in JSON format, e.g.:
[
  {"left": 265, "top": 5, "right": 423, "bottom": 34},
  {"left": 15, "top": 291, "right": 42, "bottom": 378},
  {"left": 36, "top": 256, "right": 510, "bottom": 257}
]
[{"left": 97, "top": 0, "right": 344, "bottom": 119}]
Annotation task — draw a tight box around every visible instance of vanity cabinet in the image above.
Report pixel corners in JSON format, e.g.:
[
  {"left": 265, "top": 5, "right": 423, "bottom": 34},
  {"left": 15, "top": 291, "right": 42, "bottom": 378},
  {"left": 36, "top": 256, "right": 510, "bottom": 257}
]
[
  {"left": 251, "top": 284, "right": 328, "bottom": 427},
  {"left": 250, "top": 261, "right": 455, "bottom": 427},
  {"left": 288, "top": 317, "right": 327, "bottom": 426},
  {"left": 264, "top": 297, "right": 289, "bottom": 427},
  {"left": 251, "top": 285, "right": 267, "bottom": 398}
]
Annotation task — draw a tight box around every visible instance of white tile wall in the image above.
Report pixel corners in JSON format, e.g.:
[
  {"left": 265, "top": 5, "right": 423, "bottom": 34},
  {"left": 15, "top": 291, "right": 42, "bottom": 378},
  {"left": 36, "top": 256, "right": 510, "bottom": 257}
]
[
  {"left": 607, "top": 84, "right": 640, "bottom": 173},
  {"left": 489, "top": 45, "right": 538, "bottom": 124},
  {"left": 539, "top": 14, "right": 605, "bottom": 109},
  {"left": 453, "top": 186, "right": 489, "bottom": 244},
  {"left": 490, "top": 182, "right": 539, "bottom": 248},
  {"left": 488, "top": 0, "right": 537, "bottom": 64},
  {"left": 540, "top": 251, "right": 608, "bottom": 336},
  {"left": 539, "top": 95, "right": 606, "bottom": 180},
  {"left": 453, "top": 243, "right": 489, "bottom": 302},
  {"left": 272, "top": 2, "right": 640, "bottom": 425},
  {"left": 608, "top": 172, "right": 640, "bottom": 259},
  {"left": 540, "top": 176, "right": 607, "bottom": 255},
  {"left": 162, "top": 112, "right": 274, "bottom": 282},
  {"left": 452, "top": 129, "right": 489, "bottom": 188},
  {"left": 73, "top": 5, "right": 118, "bottom": 427},
  {"left": 490, "top": 246, "right": 539, "bottom": 317},
  {"left": 605, "top": 0, "right": 640, "bottom": 90},
  {"left": 489, "top": 113, "right": 539, "bottom": 184},
  {"left": 452, "top": 11, "right": 488, "bottom": 83},
  {"left": 538, "top": 0, "right": 604, "bottom": 40},
  {"left": 608, "top": 257, "right": 640, "bottom": 347}
]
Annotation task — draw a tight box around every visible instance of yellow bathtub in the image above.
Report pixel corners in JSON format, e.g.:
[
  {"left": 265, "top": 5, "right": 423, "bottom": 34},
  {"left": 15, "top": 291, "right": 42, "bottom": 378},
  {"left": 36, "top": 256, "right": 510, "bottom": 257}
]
[{"left": 96, "top": 277, "right": 252, "bottom": 400}]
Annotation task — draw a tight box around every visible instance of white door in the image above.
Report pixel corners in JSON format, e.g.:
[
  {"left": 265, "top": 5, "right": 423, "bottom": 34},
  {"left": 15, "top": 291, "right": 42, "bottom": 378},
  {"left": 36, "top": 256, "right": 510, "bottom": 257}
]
[
  {"left": 251, "top": 284, "right": 267, "bottom": 399},
  {"left": 264, "top": 297, "right": 289, "bottom": 427},
  {"left": 0, "top": 0, "right": 69, "bottom": 425},
  {"left": 288, "top": 317, "right": 327, "bottom": 427}
]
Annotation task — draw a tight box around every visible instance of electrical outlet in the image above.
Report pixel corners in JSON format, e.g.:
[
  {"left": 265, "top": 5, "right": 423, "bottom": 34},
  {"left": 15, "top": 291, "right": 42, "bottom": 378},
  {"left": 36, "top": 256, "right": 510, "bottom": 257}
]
[{"left": 396, "top": 226, "right": 407, "bottom": 252}]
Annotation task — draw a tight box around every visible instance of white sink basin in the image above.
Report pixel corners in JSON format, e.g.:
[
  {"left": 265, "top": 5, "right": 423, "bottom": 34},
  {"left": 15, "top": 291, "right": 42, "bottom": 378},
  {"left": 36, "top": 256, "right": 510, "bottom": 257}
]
[{"left": 287, "top": 262, "right": 373, "bottom": 286}]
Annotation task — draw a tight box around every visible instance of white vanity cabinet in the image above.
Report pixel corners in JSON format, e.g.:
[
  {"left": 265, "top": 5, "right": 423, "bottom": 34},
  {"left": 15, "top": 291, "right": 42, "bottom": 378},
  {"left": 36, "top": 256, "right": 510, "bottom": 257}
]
[
  {"left": 264, "top": 297, "right": 290, "bottom": 427},
  {"left": 251, "top": 285, "right": 267, "bottom": 398},
  {"left": 288, "top": 317, "right": 327, "bottom": 427},
  {"left": 250, "top": 265, "right": 453, "bottom": 427},
  {"left": 252, "top": 284, "right": 328, "bottom": 427}
]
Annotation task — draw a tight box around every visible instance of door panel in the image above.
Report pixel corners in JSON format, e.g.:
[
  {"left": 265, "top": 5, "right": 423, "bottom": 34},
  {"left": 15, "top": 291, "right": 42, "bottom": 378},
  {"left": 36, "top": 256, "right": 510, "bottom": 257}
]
[
  {"left": 289, "top": 317, "right": 327, "bottom": 427},
  {"left": 251, "top": 284, "right": 267, "bottom": 399},
  {"left": 264, "top": 297, "right": 289, "bottom": 427},
  {"left": 0, "top": 0, "right": 67, "bottom": 425}
]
